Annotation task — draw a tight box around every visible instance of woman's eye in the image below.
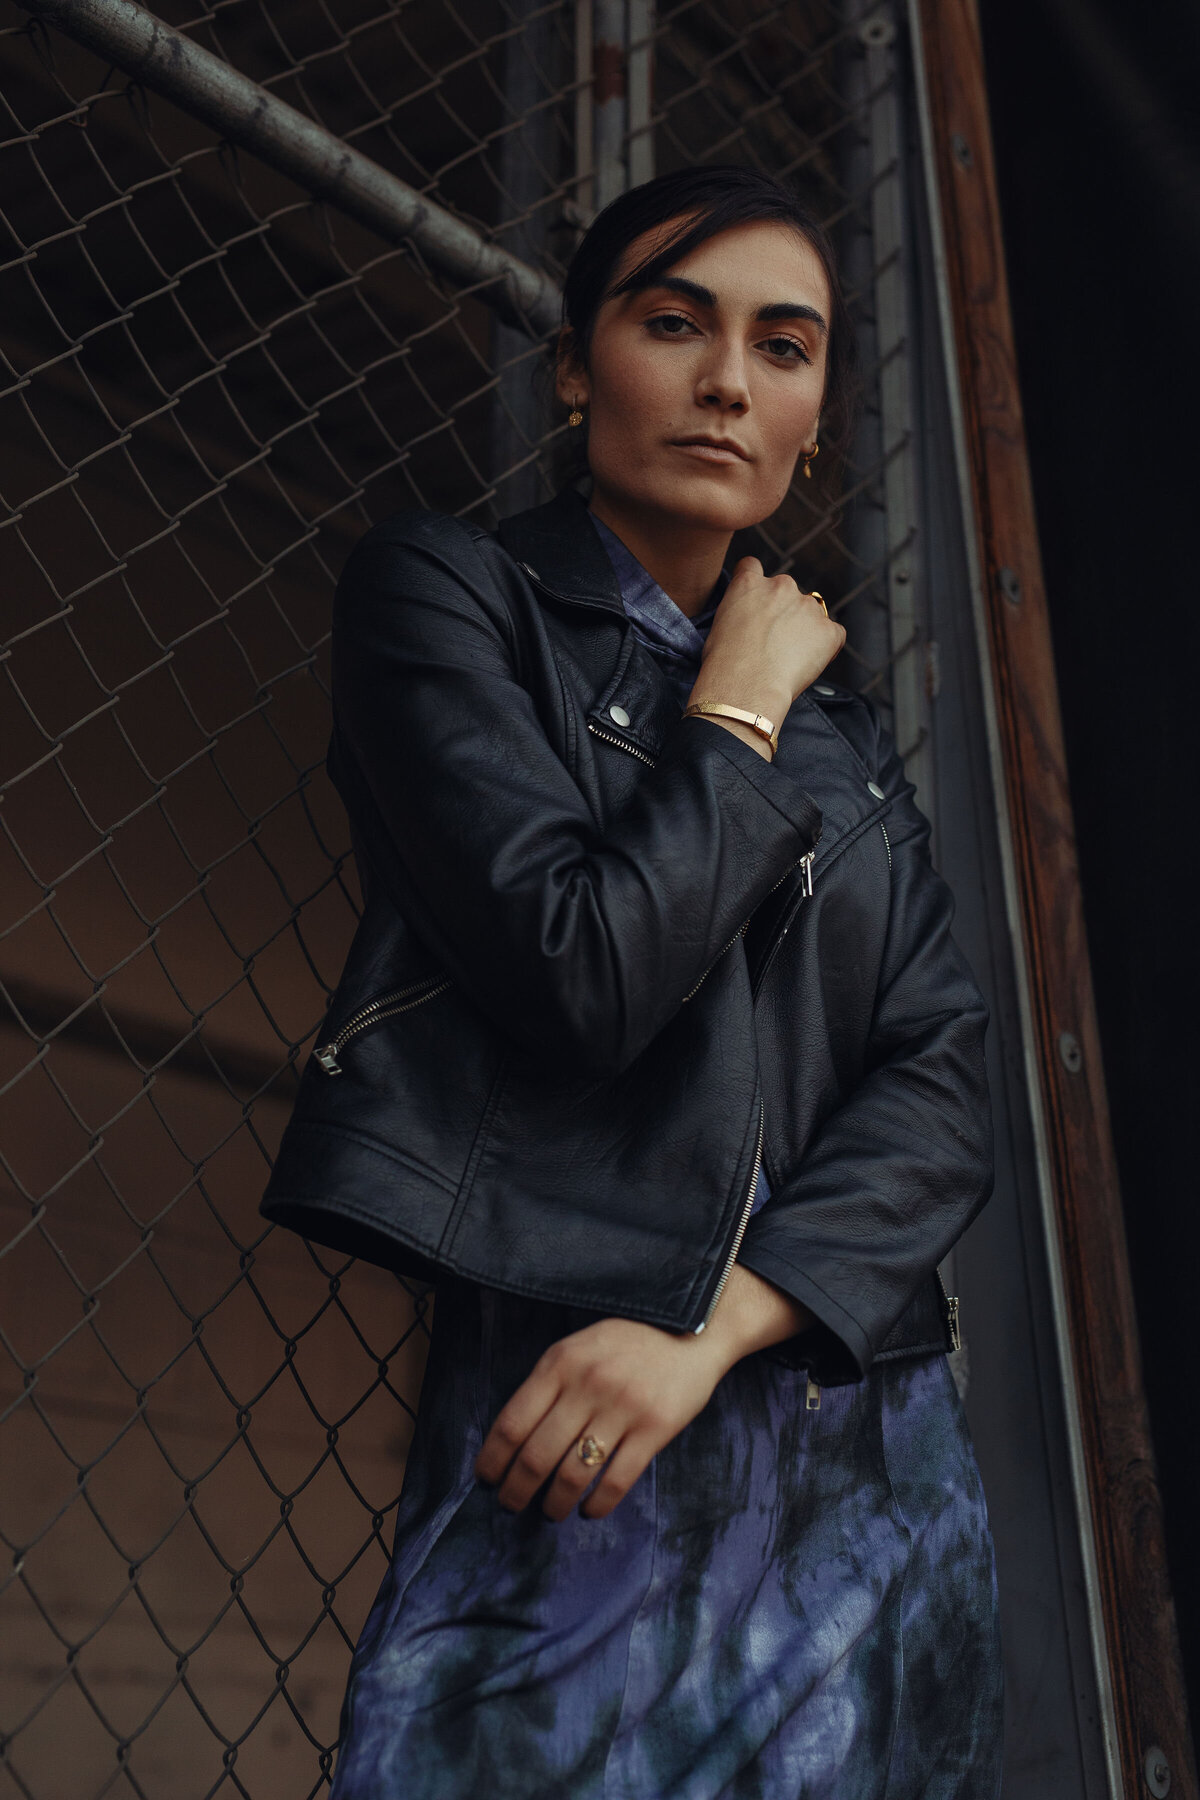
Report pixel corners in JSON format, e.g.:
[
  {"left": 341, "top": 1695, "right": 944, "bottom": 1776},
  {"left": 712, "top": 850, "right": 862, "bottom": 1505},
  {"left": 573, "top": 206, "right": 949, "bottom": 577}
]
[
  {"left": 762, "top": 335, "right": 812, "bottom": 363},
  {"left": 646, "top": 312, "right": 698, "bottom": 337}
]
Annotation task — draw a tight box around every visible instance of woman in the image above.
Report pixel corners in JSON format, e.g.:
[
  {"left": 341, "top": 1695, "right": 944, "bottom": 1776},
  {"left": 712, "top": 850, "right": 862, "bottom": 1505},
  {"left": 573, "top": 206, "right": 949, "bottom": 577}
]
[{"left": 263, "top": 165, "right": 1003, "bottom": 1797}]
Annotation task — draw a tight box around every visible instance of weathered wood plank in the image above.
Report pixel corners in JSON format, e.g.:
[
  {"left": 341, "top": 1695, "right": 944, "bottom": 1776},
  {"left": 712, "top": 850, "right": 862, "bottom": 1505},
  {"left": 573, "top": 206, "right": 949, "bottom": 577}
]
[{"left": 914, "top": 0, "right": 1198, "bottom": 1792}]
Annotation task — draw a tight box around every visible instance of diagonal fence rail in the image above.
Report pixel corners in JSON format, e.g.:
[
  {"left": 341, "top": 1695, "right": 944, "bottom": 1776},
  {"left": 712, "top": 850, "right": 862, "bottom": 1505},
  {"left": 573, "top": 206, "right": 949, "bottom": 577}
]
[{"left": 17, "top": 0, "right": 565, "bottom": 334}]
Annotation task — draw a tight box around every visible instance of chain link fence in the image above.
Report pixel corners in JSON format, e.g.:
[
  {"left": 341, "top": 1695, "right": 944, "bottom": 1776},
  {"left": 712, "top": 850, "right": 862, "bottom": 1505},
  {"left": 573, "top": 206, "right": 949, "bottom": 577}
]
[{"left": 0, "top": 0, "right": 922, "bottom": 1790}]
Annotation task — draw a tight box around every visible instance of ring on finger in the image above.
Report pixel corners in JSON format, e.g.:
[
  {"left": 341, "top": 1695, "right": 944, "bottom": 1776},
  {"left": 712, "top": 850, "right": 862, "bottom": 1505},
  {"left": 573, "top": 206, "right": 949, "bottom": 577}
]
[
  {"left": 807, "top": 589, "right": 829, "bottom": 617},
  {"left": 577, "top": 1433, "right": 608, "bottom": 1469}
]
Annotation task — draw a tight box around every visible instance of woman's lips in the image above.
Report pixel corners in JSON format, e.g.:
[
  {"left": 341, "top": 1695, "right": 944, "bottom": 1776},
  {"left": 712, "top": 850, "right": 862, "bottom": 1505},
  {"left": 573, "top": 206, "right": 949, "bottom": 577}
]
[{"left": 669, "top": 438, "right": 750, "bottom": 464}]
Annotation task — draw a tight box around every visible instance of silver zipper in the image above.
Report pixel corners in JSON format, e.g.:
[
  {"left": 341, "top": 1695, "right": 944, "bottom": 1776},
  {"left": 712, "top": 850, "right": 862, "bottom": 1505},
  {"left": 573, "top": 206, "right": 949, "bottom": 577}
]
[
  {"left": 685, "top": 844, "right": 816, "bottom": 1315},
  {"left": 586, "top": 719, "right": 657, "bottom": 766},
  {"left": 769, "top": 847, "right": 816, "bottom": 903},
  {"left": 571, "top": 709, "right": 820, "bottom": 1330},
  {"left": 935, "top": 1266, "right": 962, "bottom": 1352},
  {"left": 881, "top": 821, "right": 892, "bottom": 870},
  {"left": 312, "top": 976, "right": 451, "bottom": 1075},
  {"left": 683, "top": 847, "right": 815, "bottom": 1004},
  {"left": 680, "top": 919, "right": 748, "bottom": 1002},
  {"left": 695, "top": 1100, "right": 764, "bottom": 1333}
]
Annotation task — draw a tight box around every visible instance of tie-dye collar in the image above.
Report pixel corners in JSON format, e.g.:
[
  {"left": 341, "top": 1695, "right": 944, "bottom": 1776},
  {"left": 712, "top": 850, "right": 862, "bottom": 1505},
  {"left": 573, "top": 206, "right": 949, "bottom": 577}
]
[{"left": 590, "top": 515, "right": 725, "bottom": 702}]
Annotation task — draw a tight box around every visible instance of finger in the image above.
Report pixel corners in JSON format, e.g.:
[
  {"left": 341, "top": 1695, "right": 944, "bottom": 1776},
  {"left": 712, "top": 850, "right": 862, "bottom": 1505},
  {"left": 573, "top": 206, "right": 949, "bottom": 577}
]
[
  {"left": 493, "top": 1399, "right": 592, "bottom": 1514},
  {"left": 579, "top": 1429, "right": 659, "bottom": 1521},
  {"left": 540, "top": 1420, "right": 621, "bottom": 1523},
  {"left": 730, "top": 554, "right": 763, "bottom": 582},
  {"left": 475, "top": 1365, "right": 563, "bottom": 1486}
]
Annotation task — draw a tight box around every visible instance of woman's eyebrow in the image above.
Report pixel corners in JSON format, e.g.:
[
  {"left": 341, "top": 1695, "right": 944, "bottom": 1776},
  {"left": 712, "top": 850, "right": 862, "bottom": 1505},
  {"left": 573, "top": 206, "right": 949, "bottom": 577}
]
[
  {"left": 755, "top": 300, "right": 828, "bottom": 333},
  {"left": 639, "top": 276, "right": 827, "bottom": 334}
]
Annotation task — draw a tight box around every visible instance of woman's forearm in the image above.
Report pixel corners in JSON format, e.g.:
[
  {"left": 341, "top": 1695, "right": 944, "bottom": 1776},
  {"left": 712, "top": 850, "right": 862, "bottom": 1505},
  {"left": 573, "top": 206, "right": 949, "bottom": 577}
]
[
  {"left": 475, "top": 1266, "right": 816, "bottom": 1522},
  {"left": 700, "top": 1264, "right": 815, "bottom": 1369}
]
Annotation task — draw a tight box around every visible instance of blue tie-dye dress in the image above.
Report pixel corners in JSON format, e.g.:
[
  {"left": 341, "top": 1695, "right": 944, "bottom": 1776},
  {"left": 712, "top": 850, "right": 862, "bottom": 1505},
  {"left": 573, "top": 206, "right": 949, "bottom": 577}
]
[{"left": 329, "top": 528, "right": 1004, "bottom": 1799}]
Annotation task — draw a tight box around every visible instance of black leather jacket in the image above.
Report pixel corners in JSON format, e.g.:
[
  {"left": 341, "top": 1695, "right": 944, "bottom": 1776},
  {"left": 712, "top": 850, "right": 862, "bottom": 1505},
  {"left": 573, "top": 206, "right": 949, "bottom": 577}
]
[{"left": 262, "top": 487, "right": 992, "bottom": 1385}]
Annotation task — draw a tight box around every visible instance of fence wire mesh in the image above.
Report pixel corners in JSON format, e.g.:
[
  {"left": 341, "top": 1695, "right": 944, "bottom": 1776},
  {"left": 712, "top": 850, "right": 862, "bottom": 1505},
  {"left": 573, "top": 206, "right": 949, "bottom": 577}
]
[{"left": 0, "top": 0, "right": 919, "bottom": 1791}]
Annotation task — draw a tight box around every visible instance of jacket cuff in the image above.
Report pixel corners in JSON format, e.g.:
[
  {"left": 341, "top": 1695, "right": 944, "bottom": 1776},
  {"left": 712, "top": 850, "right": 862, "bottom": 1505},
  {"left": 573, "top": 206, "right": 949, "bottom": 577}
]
[
  {"left": 678, "top": 717, "right": 823, "bottom": 847},
  {"left": 736, "top": 1243, "right": 872, "bottom": 1386}
]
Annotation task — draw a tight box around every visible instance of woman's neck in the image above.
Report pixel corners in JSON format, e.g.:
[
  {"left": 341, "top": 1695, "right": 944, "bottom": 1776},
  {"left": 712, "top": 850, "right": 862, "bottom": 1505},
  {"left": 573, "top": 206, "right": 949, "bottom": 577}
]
[{"left": 588, "top": 494, "right": 731, "bottom": 618}]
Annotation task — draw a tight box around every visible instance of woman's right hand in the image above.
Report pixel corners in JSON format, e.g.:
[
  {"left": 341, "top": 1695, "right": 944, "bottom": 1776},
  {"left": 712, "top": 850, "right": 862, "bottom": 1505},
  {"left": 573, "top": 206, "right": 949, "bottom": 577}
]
[{"left": 686, "top": 557, "right": 846, "bottom": 754}]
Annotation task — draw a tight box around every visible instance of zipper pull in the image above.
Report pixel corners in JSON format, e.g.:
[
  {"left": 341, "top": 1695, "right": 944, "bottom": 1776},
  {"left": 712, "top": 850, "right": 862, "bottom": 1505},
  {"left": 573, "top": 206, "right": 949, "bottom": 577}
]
[
  {"left": 805, "top": 1374, "right": 821, "bottom": 1411},
  {"left": 799, "top": 850, "right": 815, "bottom": 898},
  {"left": 944, "top": 1292, "right": 962, "bottom": 1353},
  {"left": 313, "top": 1045, "right": 342, "bottom": 1076}
]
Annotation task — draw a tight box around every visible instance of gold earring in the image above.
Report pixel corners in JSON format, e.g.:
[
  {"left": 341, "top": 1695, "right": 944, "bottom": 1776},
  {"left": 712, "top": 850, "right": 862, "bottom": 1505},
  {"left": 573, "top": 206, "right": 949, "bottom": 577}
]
[
  {"left": 803, "top": 440, "right": 819, "bottom": 480},
  {"left": 568, "top": 400, "right": 584, "bottom": 428}
]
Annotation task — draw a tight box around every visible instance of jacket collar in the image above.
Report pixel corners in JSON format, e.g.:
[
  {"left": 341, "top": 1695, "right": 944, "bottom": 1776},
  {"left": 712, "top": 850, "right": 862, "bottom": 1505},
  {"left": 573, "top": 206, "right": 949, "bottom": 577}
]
[
  {"left": 496, "top": 485, "right": 627, "bottom": 615},
  {"left": 497, "top": 489, "right": 891, "bottom": 861}
]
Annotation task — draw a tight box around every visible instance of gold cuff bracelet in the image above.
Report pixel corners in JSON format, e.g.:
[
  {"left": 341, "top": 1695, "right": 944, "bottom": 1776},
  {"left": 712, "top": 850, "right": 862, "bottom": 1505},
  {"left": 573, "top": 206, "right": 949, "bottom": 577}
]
[{"left": 682, "top": 701, "right": 779, "bottom": 757}]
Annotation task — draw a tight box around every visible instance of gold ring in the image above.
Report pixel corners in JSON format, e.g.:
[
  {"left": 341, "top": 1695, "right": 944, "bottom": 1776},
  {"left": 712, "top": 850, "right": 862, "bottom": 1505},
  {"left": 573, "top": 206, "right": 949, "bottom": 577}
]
[
  {"left": 577, "top": 1434, "right": 607, "bottom": 1469},
  {"left": 809, "top": 590, "right": 829, "bottom": 617}
]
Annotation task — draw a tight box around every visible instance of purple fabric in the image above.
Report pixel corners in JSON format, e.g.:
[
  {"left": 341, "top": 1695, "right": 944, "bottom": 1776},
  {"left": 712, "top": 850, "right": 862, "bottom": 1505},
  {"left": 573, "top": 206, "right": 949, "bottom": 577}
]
[
  {"left": 331, "top": 1284, "right": 1003, "bottom": 1797},
  {"left": 589, "top": 514, "right": 723, "bottom": 708}
]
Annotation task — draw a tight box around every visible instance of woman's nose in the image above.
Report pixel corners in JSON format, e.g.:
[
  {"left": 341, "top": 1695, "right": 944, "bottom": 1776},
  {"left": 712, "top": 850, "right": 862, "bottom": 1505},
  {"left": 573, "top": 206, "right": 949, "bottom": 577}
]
[{"left": 695, "top": 343, "right": 750, "bottom": 413}]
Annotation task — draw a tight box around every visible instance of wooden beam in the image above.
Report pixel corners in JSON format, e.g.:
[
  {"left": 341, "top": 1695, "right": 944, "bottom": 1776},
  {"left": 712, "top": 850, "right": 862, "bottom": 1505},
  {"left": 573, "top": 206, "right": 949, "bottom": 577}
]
[{"left": 911, "top": 1, "right": 1198, "bottom": 1793}]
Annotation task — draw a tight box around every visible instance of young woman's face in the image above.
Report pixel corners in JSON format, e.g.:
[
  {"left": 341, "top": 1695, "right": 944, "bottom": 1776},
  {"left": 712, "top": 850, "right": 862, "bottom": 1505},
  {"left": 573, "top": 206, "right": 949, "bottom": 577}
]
[{"left": 559, "top": 217, "right": 832, "bottom": 535}]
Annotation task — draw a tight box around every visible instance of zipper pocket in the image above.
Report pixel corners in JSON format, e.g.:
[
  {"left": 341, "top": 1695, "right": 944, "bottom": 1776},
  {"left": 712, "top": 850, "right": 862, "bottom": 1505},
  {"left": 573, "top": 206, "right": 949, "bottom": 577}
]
[
  {"left": 881, "top": 821, "right": 892, "bottom": 870},
  {"left": 935, "top": 1266, "right": 962, "bottom": 1352},
  {"left": 684, "top": 848, "right": 815, "bottom": 1005},
  {"left": 312, "top": 975, "right": 451, "bottom": 1075},
  {"left": 586, "top": 719, "right": 657, "bottom": 766},
  {"left": 695, "top": 1099, "right": 764, "bottom": 1333}
]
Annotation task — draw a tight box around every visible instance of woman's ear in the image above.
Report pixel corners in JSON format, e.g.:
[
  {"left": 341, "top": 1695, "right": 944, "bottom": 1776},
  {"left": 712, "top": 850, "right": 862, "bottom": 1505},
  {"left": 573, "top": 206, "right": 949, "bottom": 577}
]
[{"left": 554, "top": 328, "right": 590, "bottom": 411}]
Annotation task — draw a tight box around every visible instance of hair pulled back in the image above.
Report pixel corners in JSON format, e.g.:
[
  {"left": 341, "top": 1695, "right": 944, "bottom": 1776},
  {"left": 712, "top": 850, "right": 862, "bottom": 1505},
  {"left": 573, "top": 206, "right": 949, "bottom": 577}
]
[{"left": 560, "top": 165, "right": 857, "bottom": 457}]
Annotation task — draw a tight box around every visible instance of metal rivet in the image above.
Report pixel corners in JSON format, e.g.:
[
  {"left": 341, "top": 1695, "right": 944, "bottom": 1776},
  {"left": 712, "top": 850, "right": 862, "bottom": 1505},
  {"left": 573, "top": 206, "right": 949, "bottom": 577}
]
[
  {"left": 1058, "top": 1031, "right": 1083, "bottom": 1075},
  {"left": 857, "top": 14, "right": 895, "bottom": 48},
  {"left": 951, "top": 133, "right": 974, "bottom": 170},
  {"left": 867, "top": 781, "right": 885, "bottom": 800},
  {"left": 814, "top": 683, "right": 835, "bottom": 696},
  {"left": 608, "top": 703, "right": 631, "bottom": 727},
  {"left": 1144, "top": 1745, "right": 1171, "bottom": 1798},
  {"left": 999, "top": 566, "right": 1022, "bottom": 607}
]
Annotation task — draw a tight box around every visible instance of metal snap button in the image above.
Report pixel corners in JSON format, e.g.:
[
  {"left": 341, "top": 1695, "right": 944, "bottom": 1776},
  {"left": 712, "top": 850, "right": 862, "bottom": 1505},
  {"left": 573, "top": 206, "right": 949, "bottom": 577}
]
[
  {"left": 867, "top": 780, "right": 885, "bottom": 800},
  {"left": 814, "top": 683, "right": 835, "bottom": 696},
  {"left": 608, "top": 703, "right": 631, "bottom": 727}
]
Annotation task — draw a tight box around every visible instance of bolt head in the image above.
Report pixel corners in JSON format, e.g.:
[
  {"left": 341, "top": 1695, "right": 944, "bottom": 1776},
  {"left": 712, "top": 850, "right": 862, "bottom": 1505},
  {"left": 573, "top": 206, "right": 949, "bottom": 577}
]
[{"left": 1144, "top": 1744, "right": 1171, "bottom": 1798}]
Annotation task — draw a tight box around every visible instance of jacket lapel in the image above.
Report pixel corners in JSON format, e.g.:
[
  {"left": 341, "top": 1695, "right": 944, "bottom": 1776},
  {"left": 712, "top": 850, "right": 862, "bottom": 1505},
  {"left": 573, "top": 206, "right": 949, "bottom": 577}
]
[{"left": 498, "top": 488, "right": 891, "bottom": 861}]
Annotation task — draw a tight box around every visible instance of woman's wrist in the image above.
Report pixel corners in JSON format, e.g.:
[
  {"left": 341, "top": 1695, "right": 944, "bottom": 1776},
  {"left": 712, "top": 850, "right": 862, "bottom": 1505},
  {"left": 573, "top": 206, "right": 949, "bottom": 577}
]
[
  {"left": 686, "top": 671, "right": 792, "bottom": 726},
  {"left": 683, "top": 675, "right": 793, "bottom": 764},
  {"left": 697, "top": 1264, "right": 815, "bottom": 1374},
  {"left": 683, "top": 712, "right": 775, "bottom": 762}
]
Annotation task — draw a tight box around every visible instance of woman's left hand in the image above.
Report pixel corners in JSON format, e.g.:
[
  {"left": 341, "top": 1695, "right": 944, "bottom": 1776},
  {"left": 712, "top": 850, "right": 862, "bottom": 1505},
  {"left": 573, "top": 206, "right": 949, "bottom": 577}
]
[
  {"left": 474, "top": 1266, "right": 814, "bottom": 1522},
  {"left": 474, "top": 1315, "right": 729, "bottom": 1521}
]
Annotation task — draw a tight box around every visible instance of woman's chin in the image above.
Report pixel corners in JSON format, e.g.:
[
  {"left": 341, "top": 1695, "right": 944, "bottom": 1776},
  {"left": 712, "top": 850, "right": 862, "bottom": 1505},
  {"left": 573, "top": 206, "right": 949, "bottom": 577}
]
[{"left": 604, "top": 474, "right": 769, "bottom": 536}]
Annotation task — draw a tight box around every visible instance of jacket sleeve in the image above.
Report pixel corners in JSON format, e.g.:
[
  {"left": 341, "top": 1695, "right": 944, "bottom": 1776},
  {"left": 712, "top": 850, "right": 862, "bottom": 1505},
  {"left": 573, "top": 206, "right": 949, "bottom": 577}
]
[
  {"left": 736, "top": 716, "right": 993, "bottom": 1383},
  {"left": 328, "top": 514, "right": 823, "bottom": 1077}
]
